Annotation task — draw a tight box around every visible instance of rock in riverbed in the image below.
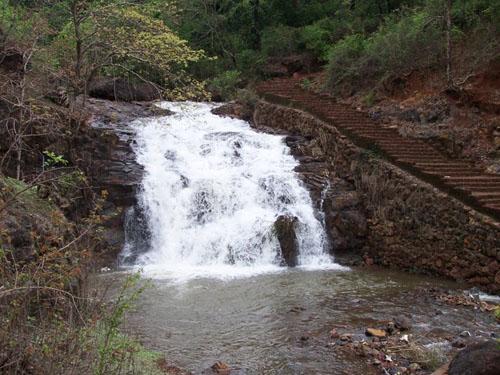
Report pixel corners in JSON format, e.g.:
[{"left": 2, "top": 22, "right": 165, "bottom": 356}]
[
  {"left": 394, "top": 315, "right": 413, "bottom": 331},
  {"left": 448, "top": 340, "right": 500, "bottom": 375},
  {"left": 365, "top": 328, "right": 387, "bottom": 338},
  {"left": 274, "top": 215, "right": 299, "bottom": 267}
]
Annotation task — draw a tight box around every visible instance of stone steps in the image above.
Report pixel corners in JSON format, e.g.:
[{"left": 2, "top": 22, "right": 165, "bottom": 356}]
[{"left": 256, "top": 78, "right": 500, "bottom": 219}]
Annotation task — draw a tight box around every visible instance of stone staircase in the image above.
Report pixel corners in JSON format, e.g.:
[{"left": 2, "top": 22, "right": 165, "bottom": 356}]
[{"left": 256, "top": 77, "right": 500, "bottom": 221}]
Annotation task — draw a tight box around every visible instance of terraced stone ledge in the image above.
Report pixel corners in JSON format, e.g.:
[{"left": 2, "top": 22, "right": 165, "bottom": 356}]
[
  {"left": 257, "top": 78, "right": 500, "bottom": 221},
  {"left": 254, "top": 98, "right": 500, "bottom": 293}
]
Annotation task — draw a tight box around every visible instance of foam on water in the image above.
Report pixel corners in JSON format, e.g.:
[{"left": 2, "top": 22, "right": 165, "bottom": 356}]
[{"left": 121, "top": 101, "right": 347, "bottom": 280}]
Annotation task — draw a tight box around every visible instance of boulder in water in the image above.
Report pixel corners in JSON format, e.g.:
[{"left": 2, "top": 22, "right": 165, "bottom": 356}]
[
  {"left": 274, "top": 215, "right": 299, "bottom": 267},
  {"left": 448, "top": 340, "right": 500, "bottom": 375}
]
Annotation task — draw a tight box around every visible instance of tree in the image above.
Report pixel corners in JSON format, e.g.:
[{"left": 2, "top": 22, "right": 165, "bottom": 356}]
[
  {"left": 52, "top": 0, "right": 208, "bottom": 103},
  {"left": 0, "top": 2, "right": 54, "bottom": 179}
]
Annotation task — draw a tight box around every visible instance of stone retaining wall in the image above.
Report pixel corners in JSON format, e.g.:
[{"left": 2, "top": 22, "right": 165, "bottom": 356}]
[{"left": 255, "top": 100, "right": 500, "bottom": 293}]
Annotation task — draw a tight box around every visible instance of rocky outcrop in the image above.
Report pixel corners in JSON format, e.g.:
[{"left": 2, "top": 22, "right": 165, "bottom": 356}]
[
  {"left": 72, "top": 98, "right": 170, "bottom": 259},
  {"left": 277, "top": 133, "right": 368, "bottom": 264},
  {"left": 274, "top": 215, "right": 299, "bottom": 267},
  {"left": 448, "top": 340, "right": 500, "bottom": 375},
  {"left": 254, "top": 100, "right": 500, "bottom": 293},
  {"left": 211, "top": 103, "right": 253, "bottom": 123},
  {"left": 323, "top": 184, "right": 367, "bottom": 259},
  {"left": 263, "top": 54, "right": 317, "bottom": 77},
  {"left": 89, "top": 78, "right": 161, "bottom": 102}
]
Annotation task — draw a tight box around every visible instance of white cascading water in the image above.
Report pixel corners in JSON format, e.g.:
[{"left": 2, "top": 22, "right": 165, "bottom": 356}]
[{"left": 122, "top": 102, "right": 345, "bottom": 280}]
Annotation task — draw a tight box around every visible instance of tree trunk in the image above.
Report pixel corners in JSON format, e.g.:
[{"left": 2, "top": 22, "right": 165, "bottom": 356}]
[
  {"left": 445, "top": 0, "right": 453, "bottom": 86},
  {"left": 250, "top": 0, "right": 260, "bottom": 50},
  {"left": 71, "top": 1, "right": 83, "bottom": 106}
]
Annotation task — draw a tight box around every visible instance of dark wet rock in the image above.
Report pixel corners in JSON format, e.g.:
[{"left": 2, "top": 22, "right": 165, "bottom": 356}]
[
  {"left": 448, "top": 340, "right": 500, "bottom": 375},
  {"left": 120, "top": 205, "right": 151, "bottom": 264},
  {"left": 0, "top": 49, "right": 24, "bottom": 74},
  {"left": 460, "top": 330, "right": 472, "bottom": 338},
  {"left": 394, "top": 315, "right": 413, "bottom": 331},
  {"left": 263, "top": 54, "right": 317, "bottom": 77},
  {"left": 399, "top": 109, "right": 420, "bottom": 123},
  {"left": 289, "top": 306, "right": 306, "bottom": 313},
  {"left": 324, "top": 189, "right": 367, "bottom": 255},
  {"left": 89, "top": 78, "right": 160, "bottom": 102},
  {"left": 84, "top": 97, "right": 172, "bottom": 124},
  {"left": 451, "top": 336, "right": 468, "bottom": 348},
  {"left": 274, "top": 215, "right": 299, "bottom": 267},
  {"left": 386, "top": 321, "right": 396, "bottom": 335},
  {"left": 79, "top": 98, "right": 173, "bottom": 209},
  {"left": 74, "top": 98, "right": 173, "bottom": 257},
  {"left": 180, "top": 175, "right": 190, "bottom": 188},
  {"left": 212, "top": 102, "right": 253, "bottom": 122}
]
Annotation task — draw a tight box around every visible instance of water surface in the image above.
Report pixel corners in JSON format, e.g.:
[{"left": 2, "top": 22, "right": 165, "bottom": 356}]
[{"left": 103, "top": 268, "right": 495, "bottom": 375}]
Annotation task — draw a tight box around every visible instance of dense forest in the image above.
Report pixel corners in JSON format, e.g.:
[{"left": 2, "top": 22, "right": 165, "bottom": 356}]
[
  {"left": 1, "top": 1, "right": 499, "bottom": 374},
  {"left": 2, "top": 1, "right": 498, "bottom": 101}
]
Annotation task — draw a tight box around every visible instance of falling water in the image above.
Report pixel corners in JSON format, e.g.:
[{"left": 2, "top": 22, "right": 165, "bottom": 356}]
[{"left": 121, "top": 102, "right": 344, "bottom": 279}]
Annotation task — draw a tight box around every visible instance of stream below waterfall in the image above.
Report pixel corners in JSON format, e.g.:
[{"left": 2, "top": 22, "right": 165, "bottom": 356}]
[{"left": 105, "top": 102, "right": 498, "bottom": 374}]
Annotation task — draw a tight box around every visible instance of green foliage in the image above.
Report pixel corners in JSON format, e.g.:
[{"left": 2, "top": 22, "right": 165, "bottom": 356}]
[
  {"left": 299, "top": 18, "right": 344, "bottom": 62},
  {"left": 362, "top": 90, "right": 376, "bottom": 107},
  {"left": 326, "top": 34, "right": 368, "bottom": 92},
  {"left": 368, "top": 10, "right": 444, "bottom": 76},
  {"left": 236, "top": 49, "right": 265, "bottom": 78},
  {"left": 209, "top": 70, "right": 242, "bottom": 101},
  {"left": 43, "top": 150, "right": 69, "bottom": 168},
  {"left": 261, "top": 25, "right": 300, "bottom": 57},
  {"left": 326, "top": 0, "right": 499, "bottom": 94},
  {"left": 326, "top": 7, "right": 445, "bottom": 93},
  {"left": 94, "top": 273, "right": 156, "bottom": 375},
  {"left": 235, "top": 88, "right": 258, "bottom": 108},
  {"left": 300, "top": 78, "right": 311, "bottom": 90}
]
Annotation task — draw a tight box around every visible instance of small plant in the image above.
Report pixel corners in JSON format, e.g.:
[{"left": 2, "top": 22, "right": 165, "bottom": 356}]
[
  {"left": 95, "top": 272, "right": 153, "bottom": 375},
  {"left": 43, "top": 150, "right": 69, "bottom": 168},
  {"left": 300, "top": 78, "right": 312, "bottom": 90},
  {"left": 362, "top": 90, "right": 376, "bottom": 107},
  {"left": 403, "top": 342, "right": 447, "bottom": 371}
]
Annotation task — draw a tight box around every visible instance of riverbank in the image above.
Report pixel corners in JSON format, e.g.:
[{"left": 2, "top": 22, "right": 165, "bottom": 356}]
[{"left": 0, "top": 97, "right": 177, "bottom": 374}]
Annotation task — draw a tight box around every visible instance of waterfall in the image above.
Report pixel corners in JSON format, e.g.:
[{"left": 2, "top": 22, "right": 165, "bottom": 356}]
[{"left": 121, "top": 102, "right": 344, "bottom": 279}]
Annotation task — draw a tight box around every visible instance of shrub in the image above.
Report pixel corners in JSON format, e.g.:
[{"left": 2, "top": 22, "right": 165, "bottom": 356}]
[
  {"left": 300, "top": 18, "right": 348, "bottom": 62},
  {"left": 261, "top": 25, "right": 300, "bottom": 57},
  {"left": 362, "top": 90, "right": 376, "bottom": 107},
  {"left": 236, "top": 49, "right": 266, "bottom": 78},
  {"left": 300, "top": 78, "right": 312, "bottom": 90},
  {"left": 208, "top": 70, "right": 242, "bottom": 101},
  {"left": 367, "top": 10, "right": 444, "bottom": 79},
  {"left": 326, "top": 8, "right": 443, "bottom": 94},
  {"left": 325, "top": 34, "right": 368, "bottom": 92}
]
